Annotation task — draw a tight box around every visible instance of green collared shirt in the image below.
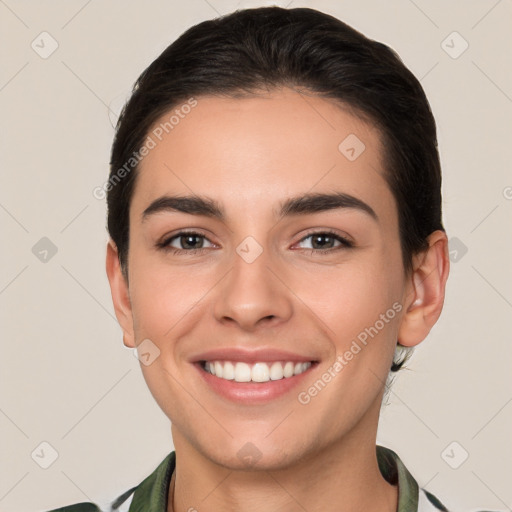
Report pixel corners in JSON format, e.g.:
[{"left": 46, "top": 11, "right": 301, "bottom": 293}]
[{"left": 45, "top": 446, "right": 456, "bottom": 512}]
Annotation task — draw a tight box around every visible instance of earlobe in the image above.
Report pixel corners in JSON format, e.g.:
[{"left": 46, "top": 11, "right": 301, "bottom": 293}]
[
  {"left": 105, "top": 239, "right": 136, "bottom": 348},
  {"left": 398, "top": 230, "right": 450, "bottom": 347}
]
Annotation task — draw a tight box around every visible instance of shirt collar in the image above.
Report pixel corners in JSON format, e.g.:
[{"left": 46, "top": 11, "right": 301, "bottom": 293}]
[{"left": 377, "top": 445, "right": 421, "bottom": 512}]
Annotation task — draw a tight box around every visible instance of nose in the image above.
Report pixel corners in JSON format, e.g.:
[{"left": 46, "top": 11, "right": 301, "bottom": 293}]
[{"left": 213, "top": 244, "right": 293, "bottom": 331}]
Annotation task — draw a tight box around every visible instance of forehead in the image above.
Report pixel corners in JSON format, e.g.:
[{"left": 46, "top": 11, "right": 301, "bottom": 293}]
[{"left": 132, "top": 88, "right": 397, "bottom": 226}]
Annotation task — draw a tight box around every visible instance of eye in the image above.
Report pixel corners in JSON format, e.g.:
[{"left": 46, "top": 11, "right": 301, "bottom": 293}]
[
  {"left": 295, "top": 230, "right": 354, "bottom": 254},
  {"left": 157, "top": 231, "right": 215, "bottom": 254}
]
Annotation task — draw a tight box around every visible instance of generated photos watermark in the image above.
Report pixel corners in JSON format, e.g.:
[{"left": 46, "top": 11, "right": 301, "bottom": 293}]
[
  {"left": 297, "top": 301, "right": 403, "bottom": 405},
  {"left": 93, "top": 97, "right": 198, "bottom": 200}
]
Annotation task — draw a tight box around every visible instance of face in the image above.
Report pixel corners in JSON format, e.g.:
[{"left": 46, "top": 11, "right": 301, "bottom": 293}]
[{"left": 111, "top": 88, "right": 417, "bottom": 470}]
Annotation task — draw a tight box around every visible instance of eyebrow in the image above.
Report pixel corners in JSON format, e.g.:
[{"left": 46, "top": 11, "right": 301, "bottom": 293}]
[{"left": 141, "top": 192, "right": 378, "bottom": 223}]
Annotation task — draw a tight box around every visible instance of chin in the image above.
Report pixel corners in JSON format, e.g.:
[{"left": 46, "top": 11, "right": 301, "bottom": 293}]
[{"left": 199, "top": 437, "right": 308, "bottom": 472}]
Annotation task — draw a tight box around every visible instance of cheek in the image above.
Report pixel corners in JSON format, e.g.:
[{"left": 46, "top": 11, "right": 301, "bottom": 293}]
[
  {"left": 127, "top": 250, "right": 214, "bottom": 341},
  {"left": 298, "top": 254, "right": 404, "bottom": 390},
  {"left": 299, "top": 256, "right": 402, "bottom": 337}
]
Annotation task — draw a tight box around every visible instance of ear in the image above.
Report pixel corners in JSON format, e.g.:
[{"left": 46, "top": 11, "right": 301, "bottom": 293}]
[
  {"left": 398, "top": 230, "right": 450, "bottom": 347},
  {"left": 105, "top": 239, "right": 136, "bottom": 348}
]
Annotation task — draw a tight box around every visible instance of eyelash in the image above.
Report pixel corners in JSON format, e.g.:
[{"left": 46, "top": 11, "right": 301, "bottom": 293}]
[
  {"left": 299, "top": 230, "right": 354, "bottom": 254},
  {"left": 157, "top": 229, "right": 354, "bottom": 256}
]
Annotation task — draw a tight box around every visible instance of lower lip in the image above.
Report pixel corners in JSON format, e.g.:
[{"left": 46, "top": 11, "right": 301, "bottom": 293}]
[{"left": 194, "top": 363, "right": 317, "bottom": 404}]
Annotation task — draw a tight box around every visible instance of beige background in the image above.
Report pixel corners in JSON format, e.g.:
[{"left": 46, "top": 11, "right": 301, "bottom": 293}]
[{"left": 1, "top": 1, "right": 511, "bottom": 511}]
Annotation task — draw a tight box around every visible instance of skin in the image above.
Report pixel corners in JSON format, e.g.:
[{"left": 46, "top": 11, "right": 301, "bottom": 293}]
[{"left": 106, "top": 87, "right": 449, "bottom": 512}]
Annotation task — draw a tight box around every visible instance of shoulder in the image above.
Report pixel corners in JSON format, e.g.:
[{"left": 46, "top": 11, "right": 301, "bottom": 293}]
[
  {"left": 42, "top": 451, "right": 175, "bottom": 512},
  {"left": 43, "top": 504, "right": 103, "bottom": 512},
  {"left": 43, "top": 487, "right": 136, "bottom": 512},
  {"left": 42, "top": 486, "right": 137, "bottom": 512},
  {"left": 377, "top": 445, "right": 500, "bottom": 512},
  {"left": 419, "top": 488, "right": 449, "bottom": 512},
  {"left": 419, "top": 489, "right": 503, "bottom": 512}
]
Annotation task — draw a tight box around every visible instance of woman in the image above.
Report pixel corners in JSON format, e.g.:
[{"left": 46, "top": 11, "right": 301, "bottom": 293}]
[{"left": 48, "top": 6, "right": 489, "bottom": 512}]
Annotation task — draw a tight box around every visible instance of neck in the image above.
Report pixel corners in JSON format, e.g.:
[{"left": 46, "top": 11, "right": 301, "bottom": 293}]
[{"left": 169, "top": 404, "right": 397, "bottom": 512}]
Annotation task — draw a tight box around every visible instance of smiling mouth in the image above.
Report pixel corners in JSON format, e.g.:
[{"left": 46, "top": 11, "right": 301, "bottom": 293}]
[{"left": 200, "top": 360, "right": 316, "bottom": 383}]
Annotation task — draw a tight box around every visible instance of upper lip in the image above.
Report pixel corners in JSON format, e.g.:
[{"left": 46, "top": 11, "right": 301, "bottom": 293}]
[{"left": 190, "top": 347, "right": 319, "bottom": 364}]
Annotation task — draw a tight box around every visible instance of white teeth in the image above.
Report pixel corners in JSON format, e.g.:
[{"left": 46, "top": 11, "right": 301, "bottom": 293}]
[
  {"left": 208, "top": 361, "right": 216, "bottom": 375},
  {"left": 269, "top": 361, "right": 283, "bottom": 380},
  {"left": 251, "top": 363, "right": 270, "bottom": 382},
  {"left": 235, "top": 362, "right": 251, "bottom": 382},
  {"left": 223, "top": 361, "right": 235, "bottom": 380},
  {"left": 214, "top": 361, "right": 223, "bottom": 378},
  {"left": 283, "top": 361, "right": 294, "bottom": 378},
  {"left": 203, "top": 360, "right": 312, "bottom": 382}
]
